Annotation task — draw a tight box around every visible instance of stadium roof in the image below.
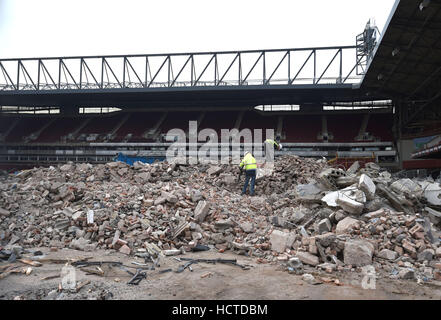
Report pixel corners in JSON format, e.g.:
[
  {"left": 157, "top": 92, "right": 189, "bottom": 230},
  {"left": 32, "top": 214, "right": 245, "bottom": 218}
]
[{"left": 361, "top": 0, "right": 441, "bottom": 102}]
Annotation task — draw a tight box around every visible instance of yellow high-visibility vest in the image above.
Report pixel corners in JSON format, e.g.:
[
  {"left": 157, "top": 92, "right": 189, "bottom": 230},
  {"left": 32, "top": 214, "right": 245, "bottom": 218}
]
[
  {"left": 265, "top": 139, "right": 279, "bottom": 148},
  {"left": 239, "top": 153, "right": 257, "bottom": 171}
]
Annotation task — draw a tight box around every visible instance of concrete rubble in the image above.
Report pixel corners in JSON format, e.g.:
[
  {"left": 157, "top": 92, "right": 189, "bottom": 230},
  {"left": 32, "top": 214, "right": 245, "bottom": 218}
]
[{"left": 0, "top": 156, "right": 440, "bottom": 285}]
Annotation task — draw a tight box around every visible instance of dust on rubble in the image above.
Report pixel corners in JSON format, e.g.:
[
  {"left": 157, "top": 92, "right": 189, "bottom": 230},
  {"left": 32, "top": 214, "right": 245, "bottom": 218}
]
[{"left": 1, "top": 156, "right": 441, "bottom": 299}]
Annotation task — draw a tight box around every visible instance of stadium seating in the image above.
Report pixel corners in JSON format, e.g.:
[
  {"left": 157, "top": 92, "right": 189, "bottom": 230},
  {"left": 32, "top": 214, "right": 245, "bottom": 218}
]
[
  {"left": 366, "top": 113, "right": 394, "bottom": 141},
  {"left": 0, "top": 111, "right": 395, "bottom": 144},
  {"left": 159, "top": 111, "right": 200, "bottom": 134},
  {"left": 282, "top": 114, "right": 322, "bottom": 142},
  {"left": 77, "top": 114, "right": 122, "bottom": 139},
  {"left": 327, "top": 114, "right": 363, "bottom": 142},
  {"left": 35, "top": 118, "right": 84, "bottom": 143},
  {"left": 199, "top": 111, "right": 238, "bottom": 138},
  {"left": 239, "top": 111, "right": 278, "bottom": 132},
  {"left": 0, "top": 117, "right": 15, "bottom": 135},
  {"left": 113, "top": 112, "right": 163, "bottom": 142},
  {"left": 4, "top": 117, "right": 50, "bottom": 143}
]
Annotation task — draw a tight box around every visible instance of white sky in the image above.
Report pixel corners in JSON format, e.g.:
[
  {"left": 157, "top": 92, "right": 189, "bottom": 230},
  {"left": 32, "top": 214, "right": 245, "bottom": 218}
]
[{"left": 0, "top": 0, "right": 396, "bottom": 59}]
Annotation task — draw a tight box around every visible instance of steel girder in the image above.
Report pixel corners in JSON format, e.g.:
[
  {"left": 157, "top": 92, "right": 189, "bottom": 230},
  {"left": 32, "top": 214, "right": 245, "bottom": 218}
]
[{"left": 0, "top": 46, "right": 361, "bottom": 95}]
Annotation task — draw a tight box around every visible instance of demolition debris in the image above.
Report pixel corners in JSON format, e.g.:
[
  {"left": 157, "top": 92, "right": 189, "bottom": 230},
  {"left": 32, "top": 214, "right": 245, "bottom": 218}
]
[{"left": 1, "top": 156, "right": 441, "bottom": 284}]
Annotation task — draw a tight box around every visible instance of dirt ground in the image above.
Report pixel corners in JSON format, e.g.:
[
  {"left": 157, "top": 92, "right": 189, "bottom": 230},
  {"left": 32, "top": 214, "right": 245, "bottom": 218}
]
[{"left": 1, "top": 247, "right": 441, "bottom": 300}]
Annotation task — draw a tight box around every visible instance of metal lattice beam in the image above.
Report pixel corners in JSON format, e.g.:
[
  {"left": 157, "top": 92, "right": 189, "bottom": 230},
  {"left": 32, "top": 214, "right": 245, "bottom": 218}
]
[{"left": 0, "top": 46, "right": 361, "bottom": 93}]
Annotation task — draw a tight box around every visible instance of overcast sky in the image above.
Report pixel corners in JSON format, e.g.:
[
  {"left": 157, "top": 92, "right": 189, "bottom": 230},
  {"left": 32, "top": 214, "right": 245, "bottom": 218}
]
[{"left": 0, "top": 0, "right": 396, "bottom": 59}]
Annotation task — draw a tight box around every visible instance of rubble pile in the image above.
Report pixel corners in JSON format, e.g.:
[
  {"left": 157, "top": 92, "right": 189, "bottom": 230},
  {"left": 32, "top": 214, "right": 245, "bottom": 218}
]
[{"left": 1, "top": 157, "right": 440, "bottom": 283}]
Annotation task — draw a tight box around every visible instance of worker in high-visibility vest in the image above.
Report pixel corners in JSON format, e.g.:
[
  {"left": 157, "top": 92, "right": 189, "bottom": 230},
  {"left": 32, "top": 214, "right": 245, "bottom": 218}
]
[
  {"left": 239, "top": 151, "right": 257, "bottom": 196},
  {"left": 264, "top": 138, "right": 282, "bottom": 162}
]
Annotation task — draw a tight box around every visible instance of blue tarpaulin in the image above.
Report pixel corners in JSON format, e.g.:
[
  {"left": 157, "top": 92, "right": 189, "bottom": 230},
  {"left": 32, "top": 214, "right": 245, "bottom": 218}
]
[{"left": 114, "top": 153, "right": 164, "bottom": 166}]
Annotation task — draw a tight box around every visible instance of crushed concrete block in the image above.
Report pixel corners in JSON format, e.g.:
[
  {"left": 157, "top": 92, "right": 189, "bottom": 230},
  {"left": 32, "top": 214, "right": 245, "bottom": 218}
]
[
  {"left": 347, "top": 161, "right": 360, "bottom": 175},
  {"left": 222, "top": 174, "right": 236, "bottom": 185},
  {"left": 296, "top": 251, "right": 320, "bottom": 266},
  {"left": 398, "top": 268, "right": 415, "bottom": 280},
  {"left": 0, "top": 208, "right": 10, "bottom": 217},
  {"left": 239, "top": 221, "right": 254, "bottom": 233},
  {"left": 436, "top": 247, "right": 441, "bottom": 258},
  {"left": 322, "top": 187, "right": 365, "bottom": 210},
  {"left": 377, "top": 249, "right": 398, "bottom": 260},
  {"left": 364, "top": 198, "right": 383, "bottom": 212},
  {"left": 54, "top": 220, "right": 70, "bottom": 231},
  {"left": 315, "top": 232, "right": 336, "bottom": 247},
  {"left": 163, "top": 192, "right": 178, "bottom": 204},
  {"left": 424, "top": 207, "right": 441, "bottom": 225},
  {"left": 291, "top": 208, "right": 306, "bottom": 224},
  {"left": 270, "top": 230, "right": 295, "bottom": 253},
  {"left": 391, "top": 179, "right": 423, "bottom": 197},
  {"left": 194, "top": 200, "right": 210, "bottom": 223},
  {"left": 207, "top": 166, "right": 222, "bottom": 176},
  {"left": 336, "top": 217, "right": 360, "bottom": 234},
  {"left": 60, "top": 164, "right": 72, "bottom": 172},
  {"left": 376, "top": 184, "right": 411, "bottom": 214},
  {"left": 137, "top": 172, "right": 150, "bottom": 182},
  {"left": 164, "top": 249, "right": 181, "bottom": 256},
  {"left": 322, "top": 191, "right": 340, "bottom": 207},
  {"left": 363, "top": 208, "right": 385, "bottom": 219},
  {"left": 423, "top": 182, "right": 441, "bottom": 206},
  {"left": 359, "top": 174, "right": 376, "bottom": 200},
  {"left": 336, "top": 175, "right": 359, "bottom": 188},
  {"left": 336, "top": 196, "right": 364, "bottom": 215},
  {"left": 154, "top": 197, "right": 166, "bottom": 206},
  {"left": 250, "top": 196, "right": 266, "bottom": 208},
  {"left": 296, "top": 182, "right": 322, "bottom": 197},
  {"left": 191, "top": 190, "right": 203, "bottom": 202},
  {"left": 344, "top": 240, "right": 374, "bottom": 266},
  {"left": 214, "top": 219, "right": 235, "bottom": 230},
  {"left": 365, "top": 162, "right": 380, "bottom": 171},
  {"left": 316, "top": 218, "right": 331, "bottom": 234},
  {"left": 210, "top": 233, "right": 226, "bottom": 244},
  {"left": 106, "top": 162, "right": 120, "bottom": 168},
  {"left": 417, "top": 249, "right": 435, "bottom": 262},
  {"left": 334, "top": 210, "right": 346, "bottom": 222},
  {"left": 117, "top": 168, "right": 128, "bottom": 176},
  {"left": 270, "top": 216, "right": 288, "bottom": 228}
]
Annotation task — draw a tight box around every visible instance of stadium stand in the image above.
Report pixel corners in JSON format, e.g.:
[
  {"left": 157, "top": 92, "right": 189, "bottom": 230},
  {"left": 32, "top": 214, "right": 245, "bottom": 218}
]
[
  {"left": 4, "top": 117, "right": 50, "bottom": 143},
  {"left": 327, "top": 114, "right": 363, "bottom": 142},
  {"left": 282, "top": 114, "right": 321, "bottom": 142},
  {"left": 113, "top": 112, "right": 163, "bottom": 142},
  {"left": 0, "top": 111, "right": 398, "bottom": 144},
  {"left": 239, "top": 111, "right": 278, "bottom": 132},
  {"left": 365, "top": 113, "right": 394, "bottom": 142},
  {"left": 76, "top": 115, "right": 122, "bottom": 141},
  {"left": 35, "top": 118, "right": 84, "bottom": 143},
  {"left": 199, "top": 111, "right": 238, "bottom": 137}
]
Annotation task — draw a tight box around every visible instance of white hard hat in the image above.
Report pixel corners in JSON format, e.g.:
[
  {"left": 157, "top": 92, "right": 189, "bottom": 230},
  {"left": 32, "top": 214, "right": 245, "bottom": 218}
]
[
  {"left": 244, "top": 151, "right": 251, "bottom": 156},
  {"left": 279, "top": 144, "right": 282, "bottom": 150}
]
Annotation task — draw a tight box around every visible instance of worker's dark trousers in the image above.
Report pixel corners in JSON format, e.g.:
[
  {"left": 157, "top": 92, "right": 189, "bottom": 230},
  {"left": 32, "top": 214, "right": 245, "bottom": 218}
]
[{"left": 242, "top": 169, "right": 256, "bottom": 195}]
